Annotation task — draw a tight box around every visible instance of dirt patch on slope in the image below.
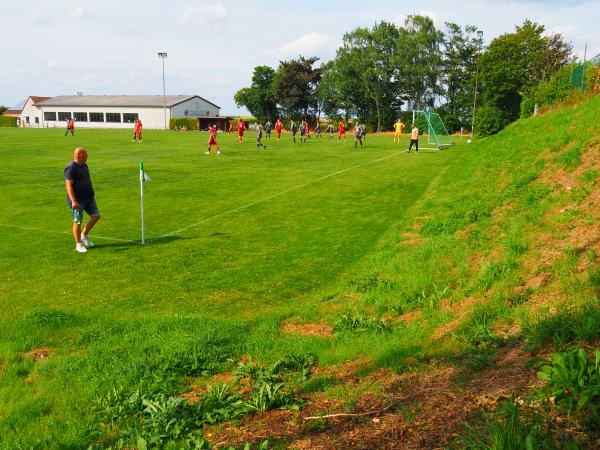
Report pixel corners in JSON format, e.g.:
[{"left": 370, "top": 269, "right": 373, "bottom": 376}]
[
  {"left": 24, "top": 348, "right": 53, "bottom": 362},
  {"left": 281, "top": 321, "right": 333, "bottom": 338}
]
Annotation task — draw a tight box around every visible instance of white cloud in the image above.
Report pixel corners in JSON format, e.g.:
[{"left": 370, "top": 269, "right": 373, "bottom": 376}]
[
  {"left": 47, "top": 59, "right": 61, "bottom": 68},
  {"left": 395, "top": 11, "right": 445, "bottom": 28},
  {"left": 179, "top": 3, "right": 229, "bottom": 29},
  {"left": 29, "top": 9, "right": 52, "bottom": 27},
  {"left": 275, "top": 33, "right": 337, "bottom": 59},
  {"left": 68, "top": 7, "right": 89, "bottom": 20}
]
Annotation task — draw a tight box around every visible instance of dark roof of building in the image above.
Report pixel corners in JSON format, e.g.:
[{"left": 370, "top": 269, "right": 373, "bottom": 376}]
[
  {"left": 2, "top": 109, "right": 22, "bottom": 115},
  {"left": 34, "top": 95, "right": 220, "bottom": 109}
]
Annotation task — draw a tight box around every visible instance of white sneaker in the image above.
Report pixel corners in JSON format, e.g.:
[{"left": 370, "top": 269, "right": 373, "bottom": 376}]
[
  {"left": 217, "top": 151, "right": 221, "bottom": 155},
  {"left": 80, "top": 233, "right": 94, "bottom": 247},
  {"left": 205, "top": 151, "right": 210, "bottom": 155},
  {"left": 76, "top": 243, "right": 88, "bottom": 253}
]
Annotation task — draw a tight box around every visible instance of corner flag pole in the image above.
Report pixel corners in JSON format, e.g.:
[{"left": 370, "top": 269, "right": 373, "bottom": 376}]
[{"left": 140, "top": 160, "right": 145, "bottom": 244}]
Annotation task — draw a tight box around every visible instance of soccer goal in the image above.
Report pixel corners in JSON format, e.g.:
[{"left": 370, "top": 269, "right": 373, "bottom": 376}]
[{"left": 412, "top": 110, "right": 454, "bottom": 150}]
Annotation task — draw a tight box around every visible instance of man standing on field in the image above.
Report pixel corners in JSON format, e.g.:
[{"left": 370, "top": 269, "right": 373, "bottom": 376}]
[
  {"left": 338, "top": 120, "right": 346, "bottom": 141},
  {"left": 407, "top": 124, "right": 419, "bottom": 153},
  {"left": 275, "top": 118, "right": 283, "bottom": 141},
  {"left": 237, "top": 118, "right": 246, "bottom": 144},
  {"left": 393, "top": 119, "right": 405, "bottom": 143},
  {"left": 64, "top": 147, "right": 100, "bottom": 253},
  {"left": 206, "top": 124, "right": 221, "bottom": 155},
  {"left": 65, "top": 117, "right": 75, "bottom": 136}
]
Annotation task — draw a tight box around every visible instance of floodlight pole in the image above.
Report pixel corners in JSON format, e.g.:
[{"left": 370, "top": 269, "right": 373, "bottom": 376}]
[
  {"left": 158, "top": 52, "right": 168, "bottom": 130},
  {"left": 471, "top": 31, "right": 483, "bottom": 139}
]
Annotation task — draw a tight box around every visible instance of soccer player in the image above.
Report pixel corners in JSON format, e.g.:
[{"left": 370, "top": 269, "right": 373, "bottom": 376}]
[
  {"left": 237, "top": 118, "right": 246, "bottom": 144},
  {"left": 132, "top": 118, "right": 143, "bottom": 143},
  {"left": 338, "top": 120, "right": 346, "bottom": 141},
  {"left": 360, "top": 122, "right": 367, "bottom": 141},
  {"left": 299, "top": 120, "right": 306, "bottom": 143},
  {"left": 255, "top": 122, "right": 267, "bottom": 149},
  {"left": 228, "top": 119, "right": 234, "bottom": 135},
  {"left": 65, "top": 117, "right": 75, "bottom": 136},
  {"left": 206, "top": 124, "right": 221, "bottom": 155},
  {"left": 327, "top": 120, "right": 334, "bottom": 139},
  {"left": 64, "top": 147, "right": 100, "bottom": 253},
  {"left": 407, "top": 124, "right": 419, "bottom": 153},
  {"left": 275, "top": 118, "right": 283, "bottom": 141},
  {"left": 393, "top": 119, "right": 405, "bottom": 143},
  {"left": 305, "top": 119, "right": 311, "bottom": 140},
  {"left": 290, "top": 120, "right": 297, "bottom": 143},
  {"left": 265, "top": 120, "right": 272, "bottom": 139},
  {"left": 354, "top": 123, "right": 363, "bottom": 148},
  {"left": 315, "top": 120, "right": 322, "bottom": 139}
]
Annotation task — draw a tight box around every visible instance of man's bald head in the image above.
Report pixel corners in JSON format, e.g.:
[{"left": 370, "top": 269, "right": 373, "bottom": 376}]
[{"left": 73, "top": 147, "right": 88, "bottom": 165}]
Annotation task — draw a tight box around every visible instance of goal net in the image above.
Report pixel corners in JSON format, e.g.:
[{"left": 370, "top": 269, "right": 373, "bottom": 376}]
[{"left": 413, "top": 111, "right": 454, "bottom": 150}]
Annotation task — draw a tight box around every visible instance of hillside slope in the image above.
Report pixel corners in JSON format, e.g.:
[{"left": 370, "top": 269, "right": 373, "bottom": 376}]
[{"left": 210, "top": 96, "right": 600, "bottom": 449}]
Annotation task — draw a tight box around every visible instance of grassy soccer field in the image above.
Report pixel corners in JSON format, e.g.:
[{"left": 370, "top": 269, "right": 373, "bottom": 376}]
[{"left": 0, "top": 127, "right": 465, "bottom": 446}]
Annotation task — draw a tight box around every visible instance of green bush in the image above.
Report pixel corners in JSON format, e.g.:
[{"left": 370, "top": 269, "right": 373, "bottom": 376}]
[
  {"left": 169, "top": 118, "right": 198, "bottom": 131},
  {"left": 473, "top": 105, "right": 510, "bottom": 137},
  {"left": 0, "top": 115, "right": 18, "bottom": 127}
]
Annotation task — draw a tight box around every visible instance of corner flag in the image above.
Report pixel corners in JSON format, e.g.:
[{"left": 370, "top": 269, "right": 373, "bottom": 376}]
[{"left": 139, "top": 161, "right": 151, "bottom": 244}]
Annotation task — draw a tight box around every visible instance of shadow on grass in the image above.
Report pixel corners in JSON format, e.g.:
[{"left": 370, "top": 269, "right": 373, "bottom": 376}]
[{"left": 95, "top": 235, "right": 183, "bottom": 250}]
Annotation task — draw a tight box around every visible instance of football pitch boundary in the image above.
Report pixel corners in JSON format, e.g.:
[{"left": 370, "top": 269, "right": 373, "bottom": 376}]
[{"left": 0, "top": 150, "right": 403, "bottom": 244}]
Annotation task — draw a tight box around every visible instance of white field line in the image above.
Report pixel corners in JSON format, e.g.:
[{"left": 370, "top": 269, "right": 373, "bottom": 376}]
[
  {"left": 160, "top": 151, "right": 403, "bottom": 238},
  {"left": 0, "top": 223, "right": 136, "bottom": 243}
]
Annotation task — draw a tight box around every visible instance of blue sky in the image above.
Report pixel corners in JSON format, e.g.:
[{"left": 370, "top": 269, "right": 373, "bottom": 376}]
[{"left": 2, "top": 0, "right": 599, "bottom": 114}]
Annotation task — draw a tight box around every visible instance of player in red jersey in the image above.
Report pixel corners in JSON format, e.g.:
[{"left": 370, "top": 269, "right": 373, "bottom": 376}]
[
  {"left": 275, "top": 118, "right": 283, "bottom": 141},
  {"left": 237, "top": 119, "right": 246, "bottom": 144},
  {"left": 305, "top": 120, "right": 311, "bottom": 140},
  {"left": 206, "top": 124, "right": 221, "bottom": 155},
  {"left": 65, "top": 117, "right": 75, "bottom": 136},
  {"left": 132, "top": 118, "right": 143, "bottom": 143},
  {"left": 228, "top": 119, "right": 234, "bottom": 134},
  {"left": 338, "top": 120, "right": 346, "bottom": 141}
]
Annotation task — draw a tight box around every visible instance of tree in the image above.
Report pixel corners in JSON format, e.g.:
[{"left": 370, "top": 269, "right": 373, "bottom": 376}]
[
  {"left": 0, "top": 106, "right": 6, "bottom": 115},
  {"left": 479, "top": 20, "right": 572, "bottom": 123},
  {"left": 273, "top": 56, "right": 322, "bottom": 120},
  {"left": 234, "top": 66, "right": 278, "bottom": 123},
  {"left": 396, "top": 15, "right": 444, "bottom": 112},
  {"left": 438, "top": 23, "right": 482, "bottom": 133}
]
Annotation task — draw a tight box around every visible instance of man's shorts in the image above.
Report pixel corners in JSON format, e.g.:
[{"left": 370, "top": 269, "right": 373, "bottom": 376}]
[{"left": 67, "top": 197, "right": 100, "bottom": 224}]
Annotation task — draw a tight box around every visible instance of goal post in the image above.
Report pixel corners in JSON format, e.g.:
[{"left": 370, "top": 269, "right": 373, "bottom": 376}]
[{"left": 412, "top": 110, "right": 454, "bottom": 150}]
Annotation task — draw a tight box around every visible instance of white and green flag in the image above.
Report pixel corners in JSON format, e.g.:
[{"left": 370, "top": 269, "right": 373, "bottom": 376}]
[{"left": 139, "top": 161, "right": 151, "bottom": 244}]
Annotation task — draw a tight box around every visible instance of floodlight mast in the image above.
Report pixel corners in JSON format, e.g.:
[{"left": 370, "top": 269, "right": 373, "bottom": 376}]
[
  {"left": 471, "top": 31, "right": 483, "bottom": 139},
  {"left": 158, "top": 52, "right": 168, "bottom": 130}
]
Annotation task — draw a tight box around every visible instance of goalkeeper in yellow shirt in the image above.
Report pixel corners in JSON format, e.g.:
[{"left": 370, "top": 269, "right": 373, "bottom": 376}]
[{"left": 393, "top": 119, "right": 405, "bottom": 143}]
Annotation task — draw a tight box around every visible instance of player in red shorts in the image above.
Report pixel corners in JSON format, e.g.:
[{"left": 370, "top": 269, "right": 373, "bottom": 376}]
[
  {"left": 228, "top": 119, "right": 234, "bottom": 135},
  {"left": 305, "top": 119, "right": 311, "bottom": 140},
  {"left": 237, "top": 118, "right": 246, "bottom": 144},
  {"left": 132, "top": 118, "right": 143, "bottom": 143},
  {"left": 275, "top": 118, "right": 283, "bottom": 141},
  {"left": 206, "top": 124, "right": 221, "bottom": 155},
  {"left": 338, "top": 120, "right": 346, "bottom": 141}
]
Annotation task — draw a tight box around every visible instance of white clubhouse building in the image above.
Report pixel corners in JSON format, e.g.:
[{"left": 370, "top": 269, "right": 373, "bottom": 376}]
[{"left": 19, "top": 95, "right": 221, "bottom": 129}]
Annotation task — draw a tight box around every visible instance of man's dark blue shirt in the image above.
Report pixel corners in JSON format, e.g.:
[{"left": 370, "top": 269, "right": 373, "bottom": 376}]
[{"left": 64, "top": 161, "right": 94, "bottom": 202}]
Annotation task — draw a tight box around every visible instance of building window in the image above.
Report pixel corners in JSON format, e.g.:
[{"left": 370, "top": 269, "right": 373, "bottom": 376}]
[
  {"left": 44, "top": 112, "right": 57, "bottom": 121},
  {"left": 58, "top": 112, "right": 71, "bottom": 121},
  {"left": 89, "top": 112, "right": 104, "bottom": 122},
  {"left": 123, "top": 113, "right": 138, "bottom": 123},
  {"left": 74, "top": 112, "right": 87, "bottom": 122},
  {"left": 106, "top": 113, "right": 121, "bottom": 123},
  {"left": 25, "top": 116, "right": 30, "bottom": 123},
  {"left": 35, "top": 117, "right": 39, "bottom": 124}
]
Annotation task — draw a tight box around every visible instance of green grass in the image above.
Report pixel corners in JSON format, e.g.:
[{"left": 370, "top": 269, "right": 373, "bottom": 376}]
[
  {"left": 0, "top": 128, "right": 463, "bottom": 447},
  {"left": 2, "top": 95, "right": 600, "bottom": 448}
]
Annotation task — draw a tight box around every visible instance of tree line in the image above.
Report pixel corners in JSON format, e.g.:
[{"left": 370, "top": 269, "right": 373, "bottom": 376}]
[{"left": 235, "top": 16, "right": 574, "bottom": 136}]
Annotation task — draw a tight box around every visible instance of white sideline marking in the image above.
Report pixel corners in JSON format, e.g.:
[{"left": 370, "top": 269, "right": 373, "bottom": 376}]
[
  {"left": 160, "top": 151, "right": 403, "bottom": 238},
  {"left": 0, "top": 223, "right": 136, "bottom": 243}
]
